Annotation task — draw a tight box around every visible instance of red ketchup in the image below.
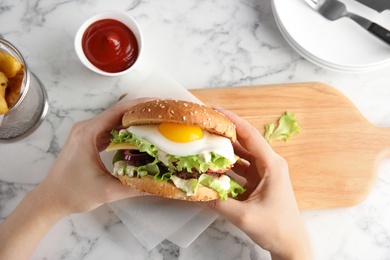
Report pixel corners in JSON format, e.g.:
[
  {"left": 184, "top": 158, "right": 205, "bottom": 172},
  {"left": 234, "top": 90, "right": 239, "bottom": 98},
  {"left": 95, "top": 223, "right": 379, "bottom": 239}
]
[{"left": 82, "top": 19, "right": 139, "bottom": 73}]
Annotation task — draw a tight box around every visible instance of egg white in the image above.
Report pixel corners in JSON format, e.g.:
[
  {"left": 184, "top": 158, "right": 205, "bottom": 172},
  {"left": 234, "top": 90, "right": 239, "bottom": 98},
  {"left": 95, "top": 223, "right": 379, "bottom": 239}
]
[{"left": 126, "top": 125, "right": 236, "bottom": 162}]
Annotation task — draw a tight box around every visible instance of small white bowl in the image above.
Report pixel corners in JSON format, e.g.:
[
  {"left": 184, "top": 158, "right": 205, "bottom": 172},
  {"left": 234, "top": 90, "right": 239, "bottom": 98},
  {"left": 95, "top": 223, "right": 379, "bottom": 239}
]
[{"left": 74, "top": 10, "right": 143, "bottom": 76}]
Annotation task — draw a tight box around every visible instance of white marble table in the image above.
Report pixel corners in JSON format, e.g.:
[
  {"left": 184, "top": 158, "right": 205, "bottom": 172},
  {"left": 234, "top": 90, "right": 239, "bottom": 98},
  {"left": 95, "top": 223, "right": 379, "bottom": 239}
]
[{"left": 1, "top": 0, "right": 390, "bottom": 259}]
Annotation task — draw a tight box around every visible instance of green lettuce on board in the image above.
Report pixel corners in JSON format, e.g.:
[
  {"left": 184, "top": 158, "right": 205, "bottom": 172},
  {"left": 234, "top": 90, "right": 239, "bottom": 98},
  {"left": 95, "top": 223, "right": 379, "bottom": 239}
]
[{"left": 265, "top": 112, "right": 300, "bottom": 142}]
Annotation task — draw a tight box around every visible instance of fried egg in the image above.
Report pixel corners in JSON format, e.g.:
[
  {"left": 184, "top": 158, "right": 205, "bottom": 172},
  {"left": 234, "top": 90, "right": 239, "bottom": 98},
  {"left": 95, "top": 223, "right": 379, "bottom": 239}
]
[{"left": 126, "top": 123, "right": 235, "bottom": 162}]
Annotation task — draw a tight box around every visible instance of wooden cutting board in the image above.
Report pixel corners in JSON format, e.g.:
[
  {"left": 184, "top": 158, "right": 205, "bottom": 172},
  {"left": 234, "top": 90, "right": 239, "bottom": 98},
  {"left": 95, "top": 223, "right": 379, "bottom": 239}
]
[{"left": 189, "top": 82, "right": 390, "bottom": 210}]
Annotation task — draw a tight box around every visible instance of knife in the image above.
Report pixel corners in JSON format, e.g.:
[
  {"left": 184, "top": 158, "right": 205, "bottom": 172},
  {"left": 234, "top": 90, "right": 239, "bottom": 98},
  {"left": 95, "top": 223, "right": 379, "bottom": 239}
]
[{"left": 354, "top": 0, "right": 390, "bottom": 12}]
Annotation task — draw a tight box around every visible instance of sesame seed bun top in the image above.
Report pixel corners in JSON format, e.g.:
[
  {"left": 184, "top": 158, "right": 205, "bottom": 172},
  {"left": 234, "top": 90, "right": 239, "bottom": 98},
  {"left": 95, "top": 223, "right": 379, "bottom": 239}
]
[{"left": 122, "top": 99, "right": 236, "bottom": 142}]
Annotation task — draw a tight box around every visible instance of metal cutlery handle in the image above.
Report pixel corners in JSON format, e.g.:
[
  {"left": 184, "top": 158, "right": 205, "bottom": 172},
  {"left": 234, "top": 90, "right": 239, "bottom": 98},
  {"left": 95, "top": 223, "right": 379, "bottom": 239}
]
[
  {"left": 368, "top": 23, "right": 390, "bottom": 44},
  {"left": 349, "top": 14, "right": 390, "bottom": 45}
]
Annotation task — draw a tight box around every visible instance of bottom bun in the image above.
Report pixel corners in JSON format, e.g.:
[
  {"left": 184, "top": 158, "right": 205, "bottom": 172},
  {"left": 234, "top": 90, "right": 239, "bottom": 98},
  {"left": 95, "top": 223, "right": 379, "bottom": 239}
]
[{"left": 118, "top": 174, "right": 219, "bottom": 201}]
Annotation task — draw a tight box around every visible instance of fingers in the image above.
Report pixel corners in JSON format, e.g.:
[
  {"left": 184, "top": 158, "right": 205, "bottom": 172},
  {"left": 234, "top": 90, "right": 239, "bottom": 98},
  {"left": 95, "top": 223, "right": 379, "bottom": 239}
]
[
  {"left": 233, "top": 157, "right": 250, "bottom": 175},
  {"left": 96, "top": 131, "right": 113, "bottom": 152},
  {"left": 202, "top": 198, "right": 246, "bottom": 226},
  {"left": 90, "top": 97, "right": 156, "bottom": 134},
  {"left": 81, "top": 97, "right": 156, "bottom": 150},
  {"left": 98, "top": 174, "right": 151, "bottom": 204},
  {"left": 232, "top": 140, "right": 252, "bottom": 160},
  {"left": 214, "top": 106, "right": 276, "bottom": 168},
  {"left": 107, "top": 183, "right": 150, "bottom": 201}
]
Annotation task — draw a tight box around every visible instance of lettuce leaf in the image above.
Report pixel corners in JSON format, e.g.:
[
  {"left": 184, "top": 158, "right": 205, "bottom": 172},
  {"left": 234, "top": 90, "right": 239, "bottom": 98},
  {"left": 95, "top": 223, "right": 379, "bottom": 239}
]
[
  {"left": 170, "top": 174, "right": 245, "bottom": 200},
  {"left": 113, "top": 157, "right": 160, "bottom": 178},
  {"left": 197, "top": 174, "right": 245, "bottom": 200},
  {"left": 167, "top": 153, "right": 232, "bottom": 174},
  {"left": 265, "top": 112, "right": 300, "bottom": 142},
  {"left": 110, "top": 129, "right": 245, "bottom": 199},
  {"left": 111, "top": 130, "right": 233, "bottom": 173},
  {"left": 133, "top": 163, "right": 160, "bottom": 177},
  {"left": 111, "top": 130, "right": 158, "bottom": 157}
]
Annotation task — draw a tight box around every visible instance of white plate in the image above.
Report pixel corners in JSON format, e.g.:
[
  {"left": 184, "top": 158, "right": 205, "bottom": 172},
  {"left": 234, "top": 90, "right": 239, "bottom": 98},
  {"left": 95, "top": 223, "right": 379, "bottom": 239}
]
[
  {"left": 272, "top": 0, "right": 390, "bottom": 71},
  {"left": 273, "top": 7, "right": 390, "bottom": 72}
]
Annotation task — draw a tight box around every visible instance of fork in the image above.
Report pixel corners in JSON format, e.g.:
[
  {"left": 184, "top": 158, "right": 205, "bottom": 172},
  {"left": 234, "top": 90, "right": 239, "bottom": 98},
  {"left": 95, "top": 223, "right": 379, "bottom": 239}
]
[{"left": 305, "top": 0, "right": 390, "bottom": 45}]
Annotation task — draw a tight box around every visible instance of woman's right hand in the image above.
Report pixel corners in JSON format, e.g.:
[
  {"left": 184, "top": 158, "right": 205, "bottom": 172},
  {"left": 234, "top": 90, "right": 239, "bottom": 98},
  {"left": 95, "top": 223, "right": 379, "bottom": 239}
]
[{"left": 206, "top": 107, "right": 311, "bottom": 260}]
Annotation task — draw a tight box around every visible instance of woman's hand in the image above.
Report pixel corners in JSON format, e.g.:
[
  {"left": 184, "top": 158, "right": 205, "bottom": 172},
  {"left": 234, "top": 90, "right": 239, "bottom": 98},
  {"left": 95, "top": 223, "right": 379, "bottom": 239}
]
[
  {"left": 206, "top": 107, "right": 311, "bottom": 260},
  {"left": 0, "top": 97, "right": 151, "bottom": 260},
  {"left": 39, "top": 97, "right": 152, "bottom": 214}
]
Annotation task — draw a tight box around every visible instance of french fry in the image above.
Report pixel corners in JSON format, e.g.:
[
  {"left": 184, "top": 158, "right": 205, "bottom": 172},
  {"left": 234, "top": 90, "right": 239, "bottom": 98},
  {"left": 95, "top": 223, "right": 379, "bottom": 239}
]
[
  {"left": 0, "top": 71, "right": 9, "bottom": 114},
  {"left": 0, "top": 96, "right": 8, "bottom": 114},
  {"left": 6, "top": 69, "right": 24, "bottom": 108},
  {"left": 0, "top": 71, "right": 7, "bottom": 93},
  {"left": 0, "top": 51, "right": 23, "bottom": 78},
  {"left": 0, "top": 50, "right": 25, "bottom": 114}
]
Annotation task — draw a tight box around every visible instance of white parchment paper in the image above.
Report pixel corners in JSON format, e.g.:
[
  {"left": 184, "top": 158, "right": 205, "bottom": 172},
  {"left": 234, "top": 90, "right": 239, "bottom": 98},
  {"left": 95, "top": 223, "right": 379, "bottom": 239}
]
[{"left": 102, "top": 70, "right": 218, "bottom": 250}]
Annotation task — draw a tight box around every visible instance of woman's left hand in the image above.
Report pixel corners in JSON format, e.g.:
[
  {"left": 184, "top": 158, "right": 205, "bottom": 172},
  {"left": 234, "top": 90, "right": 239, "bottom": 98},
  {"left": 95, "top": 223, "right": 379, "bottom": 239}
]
[{"left": 40, "top": 97, "right": 153, "bottom": 214}]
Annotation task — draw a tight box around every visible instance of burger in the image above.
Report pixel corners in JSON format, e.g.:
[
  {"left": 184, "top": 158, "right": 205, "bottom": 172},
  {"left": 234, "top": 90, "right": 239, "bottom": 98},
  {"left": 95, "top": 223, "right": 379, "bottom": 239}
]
[{"left": 106, "top": 99, "right": 245, "bottom": 201}]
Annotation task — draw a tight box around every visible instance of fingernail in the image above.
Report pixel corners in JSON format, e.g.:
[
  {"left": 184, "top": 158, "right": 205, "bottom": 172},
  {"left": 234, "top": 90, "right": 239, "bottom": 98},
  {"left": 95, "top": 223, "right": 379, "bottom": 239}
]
[{"left": 212, "top": 106, "right": 224, "bottom": 111}]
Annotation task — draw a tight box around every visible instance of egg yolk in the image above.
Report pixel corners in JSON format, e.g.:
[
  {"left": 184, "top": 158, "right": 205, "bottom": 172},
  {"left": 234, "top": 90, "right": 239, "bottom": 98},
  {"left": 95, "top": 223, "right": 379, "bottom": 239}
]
[{"left": 158, "top": 123, "right": 203, "bottom": 143}]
